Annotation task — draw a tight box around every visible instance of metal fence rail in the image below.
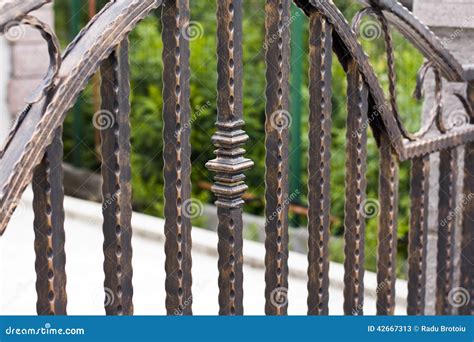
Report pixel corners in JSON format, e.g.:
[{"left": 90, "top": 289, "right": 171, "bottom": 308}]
[{"left": 0, "top": 0, "right": 473, "bottom": 316}]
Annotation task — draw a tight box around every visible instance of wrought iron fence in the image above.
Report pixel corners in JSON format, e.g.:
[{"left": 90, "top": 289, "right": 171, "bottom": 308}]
[{"left": 0, "top": 0, "right": 473, "bottom": 316}]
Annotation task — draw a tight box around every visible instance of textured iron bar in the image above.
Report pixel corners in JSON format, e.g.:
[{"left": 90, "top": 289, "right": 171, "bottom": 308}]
[
  {"left": 162, "top": 0, "right": 193, "bottom": 316},
  {"left": 459, "top": 82, "right": 474, "bottom": 315},
  {"left": 343, "top": 60, "right": 368, "bottom": 316},
  {"left": 435, "top": 148, "right": 458, "bottom": 315},
  {"left": 100, "top": 39, "right": 133, "bottom": 315},
  {"left": 407, "top": 155, "right": 430, "bottom": 315},
  {"left": 206, "top": 0, "right": 253, "bottom": 315},
  {"left": 307, "top": 11, "right": 332, "bottom": 316},
  {"left": 32, "top": 127, "right": 67, "bottom": 315},
  {"left": 264, "top": 0, "right": 291, "bottom": 316},
  {"left": 376, "top": 133, "right": 399, "bottom": 315},
  {"left": 460, "top": 141, "right": 474, "bottom": 315}
]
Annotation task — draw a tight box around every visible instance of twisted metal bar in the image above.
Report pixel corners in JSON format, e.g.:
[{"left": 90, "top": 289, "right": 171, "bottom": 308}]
[
  {"left": 264, "top": 0, "right": 291, "bottom": 316},
  {"left": 343, "top": 59, "right": 369, "bottom": 316},
  {"left": 376, "top": 133, "right": 399, "bottom": 315},
  {"left": 162, "top": 0, "right": 193, "bottom": 316},
  {"left": 307, "top": 11, "right": 332, "bottom": 316},
  {"left": 407, "top": 155, "right": 430, "bottom": 315},
  {"left": 33, "top": 127, "right": 67, "bottom": 315},
  {"left": 459, "top": 82, "right": 474, "bottom": 315},
  {"left": 206, "top": 0, "right": 253, "bottom": 315},
  {"left": 100, "top": 39, "right": 134, "bottom": 315},
  {"left": 435, "top": 148, "right": 458, "bottom": 315}
]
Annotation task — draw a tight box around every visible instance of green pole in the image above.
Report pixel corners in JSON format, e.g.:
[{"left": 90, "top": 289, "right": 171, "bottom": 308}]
[
  {"left": 289, "top": 3, "right": 304, "bottom": 227},
  {"left": 71, "top": 0, "right": 82, "bottom": 166}
]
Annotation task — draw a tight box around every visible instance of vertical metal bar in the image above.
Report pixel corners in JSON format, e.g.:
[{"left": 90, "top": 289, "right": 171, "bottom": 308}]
[
  {"left": 343, "top": 60, "right": 368, "bottom": 316},
  {"left": 206, "top": 0, "right": 253, "bottom": 315},
  {"left": 407, "top": 155, "right": 430, "bottom": 315},
  {"left": 264, "top": 0, "right": 291, "bottom": 316},
  {"left": 376, "top": 133, "right": 399, "bottom": 315},
  {"left": 435, "top": 148, "right": 458, "bottom": 315},
  {"left": 33, "top": 127, "right": 67, "bottom": 315},
  {"left": 162, "top": 0, "right": 193, "bottom": 316},
  {"left": 459, "top": 81, "right": 474, "bottom": 315},
  {"left": 460, "top": 141, "right": 474, "bottom": 315},
  {"left": 307, "top": 11, "right": 332, "bottom": 316},
  {"left": 100, "top": 39, "right": 133, "bottom": 315}
]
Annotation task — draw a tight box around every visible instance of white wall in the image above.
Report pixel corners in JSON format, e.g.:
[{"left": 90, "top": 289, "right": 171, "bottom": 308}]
[{"left": 0, "top": 36, "right": 11, "bottom": 142}]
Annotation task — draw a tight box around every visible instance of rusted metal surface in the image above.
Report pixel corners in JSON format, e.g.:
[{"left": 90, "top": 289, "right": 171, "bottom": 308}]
[
  {"left": 162, "top": 0, "right": 192, "bottom": 316},
  {"left": 460, "top": 141, "right": 474, "bottom": 315},
  {"left": 206, "top": 0, "right": 253, "bottom": 315},
  {"left": 459, "top": 83, "right": 474, "bottom": 315},
  {"left": 0, "top": 0, "right": 162, "bottom": 233},
  {"left": 0, "top": 0, "right": 51, "bottom": 31},
  {"left": 343, "top": 59, "right": 368, "bottom": 316},
  {"left": 0, "top": 0, "right": 473, "bottom": 318},
  {"left": 403, "top": 127, "right": 474, "bottom": 161},
  {"left": 0, "top": 15, "right": 61, "bottom": 159},
  {"left": 307, "top": 11, "right": 332, "bottom": 316},
  {"left": 351, "top": 7, "right": 411, "bottom": 141},
  {"left": 100, "top": 40, "right": 133, "bottom": 315},
  {"left": 360, "top": 0, "right": 464, "bottom": 82},
  {"left": 435, "top": 148, "right": 458, "bottom": 315},
  {"left": 407, "top": 156, "right": 430, "bottom": 315},
  {"left": 264, "top": 0, "right": 291, "bottom": 316},
  {"left": 300, "top": 0, "right": 405, "bottom": 155},
  {"left": 32, "top": 128, "right": 67, "bottom": 315},
  {"left": 376, "top": 134, "right": 399, "bottom": 315}
]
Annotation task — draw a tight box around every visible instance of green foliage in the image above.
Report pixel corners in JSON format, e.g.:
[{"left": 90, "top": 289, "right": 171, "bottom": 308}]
[{"left": 57, "top": 1, "right": 425, "bottom": 276}]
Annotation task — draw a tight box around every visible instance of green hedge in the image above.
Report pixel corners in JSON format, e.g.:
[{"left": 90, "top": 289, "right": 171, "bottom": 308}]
[{"left": 57, "top": 1, "right": 424, "bottom": 276}]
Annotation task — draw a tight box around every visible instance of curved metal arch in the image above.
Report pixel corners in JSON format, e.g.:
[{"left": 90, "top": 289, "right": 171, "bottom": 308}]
[
  {"left": 293, "top": 0, "right": 474, "bottom": 161},
  {"left": 0, "top": 0, "right": 162, "bottom": 233},
  {"left": 360, "top": 0, "right": 465, "bottom": 82},
  {"left": 294, "top": 0, "right": 406, "bottom": 154},
  {"left": 0, "top": 14, "right": 61, "bottom": 161},
  {"left": 0, "top": 0, "right": 52, "bottom": 32}
]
